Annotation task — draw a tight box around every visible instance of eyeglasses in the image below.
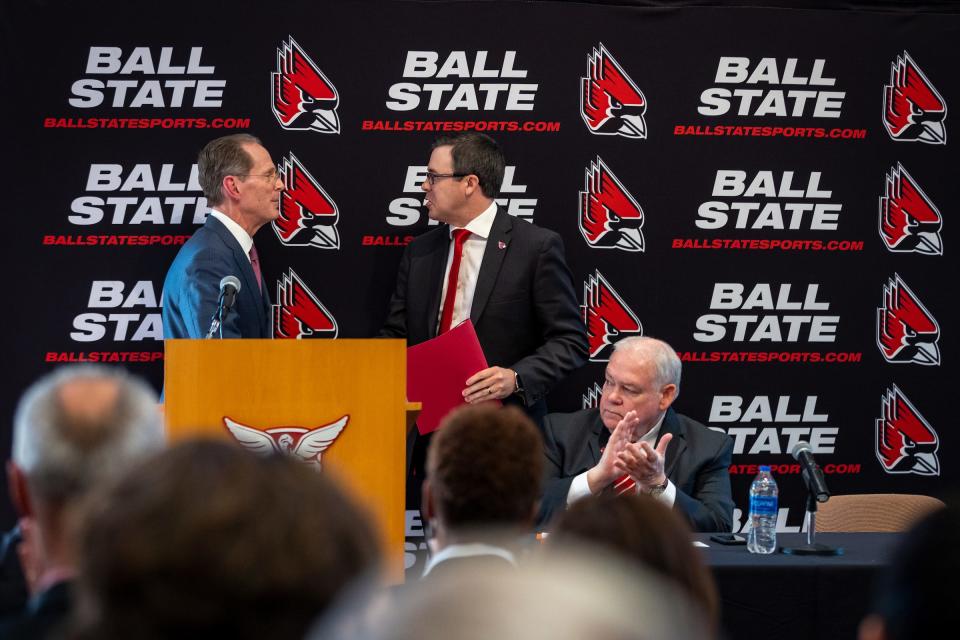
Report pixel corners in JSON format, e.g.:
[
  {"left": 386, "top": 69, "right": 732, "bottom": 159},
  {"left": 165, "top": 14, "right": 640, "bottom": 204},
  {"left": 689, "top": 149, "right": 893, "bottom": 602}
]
[
  {"left": 235, "top": 167, "right": 281, "bottom": 182},
  {"left": 424, "top": 171, "right": 467, "bottom": 186}
]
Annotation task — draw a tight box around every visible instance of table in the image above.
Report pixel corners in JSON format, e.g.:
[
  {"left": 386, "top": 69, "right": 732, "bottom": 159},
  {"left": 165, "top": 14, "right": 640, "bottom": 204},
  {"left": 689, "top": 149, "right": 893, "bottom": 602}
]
[{"left": 696, "top": 533, "right": 903, "bottom": 640}]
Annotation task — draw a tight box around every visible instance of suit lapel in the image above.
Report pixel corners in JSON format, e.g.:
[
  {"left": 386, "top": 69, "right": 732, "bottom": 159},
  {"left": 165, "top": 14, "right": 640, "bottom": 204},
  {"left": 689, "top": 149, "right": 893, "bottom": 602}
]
[
  {"left": 470, "top": 208, "right": 513, "bottom": 326},
  {"left": 658, "top": 408, "right": 687, "bottom": 479},
  {"left": 207, "top": 217, "right": 268, "bottom": 331},
  {"left": 422, "top": 230, "right": 450, "bottom": 338},
  {"left": 589, "top": 410, "right": 606, "bottom": 465}
]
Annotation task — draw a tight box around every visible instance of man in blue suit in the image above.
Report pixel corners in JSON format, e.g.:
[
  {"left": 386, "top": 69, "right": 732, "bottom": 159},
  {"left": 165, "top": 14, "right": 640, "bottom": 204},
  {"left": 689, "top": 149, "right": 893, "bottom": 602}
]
[{"left": 163, "top": 134, "right": 280, "bottom": 339}]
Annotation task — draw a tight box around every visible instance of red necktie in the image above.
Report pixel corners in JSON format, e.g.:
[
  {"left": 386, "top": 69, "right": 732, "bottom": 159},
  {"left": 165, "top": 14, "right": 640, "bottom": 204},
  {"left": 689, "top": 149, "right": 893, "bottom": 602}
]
[
  {"left": 438, "top": 229, "right": 471, "bottom": 335},
  {"left": 249, "top": 245, "right": 262, "bottom": 293}
]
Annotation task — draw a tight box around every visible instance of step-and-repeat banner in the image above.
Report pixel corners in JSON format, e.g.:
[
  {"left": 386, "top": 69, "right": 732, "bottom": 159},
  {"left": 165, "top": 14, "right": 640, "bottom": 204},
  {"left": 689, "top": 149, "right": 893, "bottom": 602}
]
[{"left": 3, "top": 1, "right": 956, "bottom": 570}]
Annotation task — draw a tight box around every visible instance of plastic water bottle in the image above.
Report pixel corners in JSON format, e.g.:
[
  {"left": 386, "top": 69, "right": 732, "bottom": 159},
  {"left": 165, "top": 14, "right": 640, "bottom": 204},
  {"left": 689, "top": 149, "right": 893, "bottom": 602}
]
[{"left": 747, "top": 465, "right": 778, "bottom": 554}]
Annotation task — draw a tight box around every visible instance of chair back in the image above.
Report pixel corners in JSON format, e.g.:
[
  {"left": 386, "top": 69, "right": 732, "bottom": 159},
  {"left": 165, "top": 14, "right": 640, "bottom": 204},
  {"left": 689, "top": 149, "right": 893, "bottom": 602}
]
[{"left": 815, "top": 493, "right": 945, "bottom": 532}]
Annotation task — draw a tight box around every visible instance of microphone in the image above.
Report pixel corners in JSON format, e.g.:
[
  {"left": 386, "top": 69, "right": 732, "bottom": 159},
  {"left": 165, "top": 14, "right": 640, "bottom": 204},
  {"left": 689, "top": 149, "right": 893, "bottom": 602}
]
[
  {"left": 220, "top": 275, "right": 241, "bottom": 311},
  {"left": 205, "top": 276, "right": 242, "bottom": 339},
  {"left": 790, "top": 441, "right": 830, "bottom": 503}
]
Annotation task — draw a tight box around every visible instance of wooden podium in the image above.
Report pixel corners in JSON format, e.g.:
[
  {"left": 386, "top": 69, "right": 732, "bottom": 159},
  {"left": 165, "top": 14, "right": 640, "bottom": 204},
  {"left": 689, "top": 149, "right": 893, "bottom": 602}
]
[{"left": 164, "top": 339, "right": 413, "bottom": 578}]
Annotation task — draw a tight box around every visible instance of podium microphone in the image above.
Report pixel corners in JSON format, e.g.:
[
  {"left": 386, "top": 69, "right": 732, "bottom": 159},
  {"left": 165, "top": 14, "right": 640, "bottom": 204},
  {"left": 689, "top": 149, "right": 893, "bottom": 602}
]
[
  {"left": 790, "top": 441, "right": 830, "bottom": 503},
  {"left": 205, "top": 276, "right": 242, "bottom": 339}
]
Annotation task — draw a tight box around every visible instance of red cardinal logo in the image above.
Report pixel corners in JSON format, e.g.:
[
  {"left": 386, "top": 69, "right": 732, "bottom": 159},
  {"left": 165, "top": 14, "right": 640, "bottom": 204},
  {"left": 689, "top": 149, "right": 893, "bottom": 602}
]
[
  {"left": 879, "top": 164, "right": 943, "bottom": 255},
  {"left": 581, "top": 44, "right": 647, "bottom": 138},
  {"left": 272, "top": 152, "right": 339, "bottom": 249},
  {"left": 882, "top": 51, "right": 946, "bottom": 144},
  {"left": 582, "top": 270, "right": 642, "bottom": 361},
  {"left": 582, "top": 382, "right": 603, "bottom": 410},
  {"left": 876, "top": 385, "right": 939, "bottom": 476},
  {"left": 877, "top": 274, "right": 940, "bottom": 365},
  {"left": 272, "top": 37, "right": 340, "bottom": 134},
  {"left": 224, "top": 415, "right": 348, "bottom": 471},
  {"left": 273, "top": 269, "right": 338, "bottom": 339},
  {"left": 579, "top": 157, "right": 645, "bottom": 251}
]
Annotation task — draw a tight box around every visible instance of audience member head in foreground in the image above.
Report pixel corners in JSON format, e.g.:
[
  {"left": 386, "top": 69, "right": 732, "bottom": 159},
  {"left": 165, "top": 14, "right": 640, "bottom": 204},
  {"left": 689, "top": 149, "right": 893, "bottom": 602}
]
[
  {"left": 3, "top": 364, "right": 163, "bottom": 636},
  {"left": 859, "top": 501, "right": 957, "bottom": 640},
  {"left": 421, "top": 404, "right": 543, "bottom": 576},
  {"left": 73, "top": 439, "right": 381, "bottom": 640},
  {"left": 549, "top": 492, "right": 720, "bottom": 631},
  {"left": 315, "top": 550, "right": 713, "bottom": 640}
]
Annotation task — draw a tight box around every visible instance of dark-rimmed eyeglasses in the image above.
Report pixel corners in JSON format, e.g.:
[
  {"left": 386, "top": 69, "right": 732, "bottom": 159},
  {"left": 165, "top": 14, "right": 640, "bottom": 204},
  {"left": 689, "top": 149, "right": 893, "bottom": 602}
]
[{"left": 424, "top": 171, "right": 467, "bottom": 186}]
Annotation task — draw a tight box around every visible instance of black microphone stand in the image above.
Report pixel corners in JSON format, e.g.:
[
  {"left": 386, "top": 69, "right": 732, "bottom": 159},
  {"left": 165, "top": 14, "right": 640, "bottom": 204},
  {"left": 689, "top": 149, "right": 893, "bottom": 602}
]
[
  {"left": 205, "top": 290, "right": 229, "bottom": 339},
  {"left": 782, "top": 480, "right": 843, "bottom": 556}
]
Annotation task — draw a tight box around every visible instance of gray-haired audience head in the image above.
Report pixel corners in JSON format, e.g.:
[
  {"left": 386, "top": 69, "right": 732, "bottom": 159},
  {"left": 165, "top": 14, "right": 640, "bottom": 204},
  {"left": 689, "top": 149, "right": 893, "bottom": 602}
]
[
  {"left": 11, "top": 365, "right": 164, "bottom": 505},
  {"left": 314, "top": 550, "right": 713, "bottom": 640}
]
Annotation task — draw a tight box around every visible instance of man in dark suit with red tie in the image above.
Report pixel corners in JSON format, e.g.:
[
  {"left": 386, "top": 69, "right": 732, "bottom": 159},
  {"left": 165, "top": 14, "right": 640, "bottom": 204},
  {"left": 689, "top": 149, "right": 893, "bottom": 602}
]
[
  {"left": 380, "top": 133, "right": 587, "bottom": 506},
  {"left": 162, "top": 134, "right": 278, "bottom": 340}
]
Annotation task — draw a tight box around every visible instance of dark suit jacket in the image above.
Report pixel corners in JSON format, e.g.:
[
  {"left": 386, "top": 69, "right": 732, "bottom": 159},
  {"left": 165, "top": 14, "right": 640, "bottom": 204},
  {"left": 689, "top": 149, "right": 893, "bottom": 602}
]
[
  {"left": 380, "top": 209, "right": 588, "bottom": 417},
  {"left": 0, "top": 579, "right": 71, "bottom": 640},
  {"left": 539, "top": 408, "right": 734, "bottom": 532},
  {"left": 162, "top": 215, "right": 272, "bottom": 339}
]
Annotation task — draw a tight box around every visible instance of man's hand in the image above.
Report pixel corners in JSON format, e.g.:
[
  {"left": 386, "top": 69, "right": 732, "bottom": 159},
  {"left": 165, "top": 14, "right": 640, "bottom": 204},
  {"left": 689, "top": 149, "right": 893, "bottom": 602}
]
[
  {"left": 615, "top": 433, "right": 673, "bottom": 491},
  {"left": 586, "top": 410, "right": 640, "bottom": 493},
  {"left": 463, "top": 367, "right": 517, "bottom": 403}
]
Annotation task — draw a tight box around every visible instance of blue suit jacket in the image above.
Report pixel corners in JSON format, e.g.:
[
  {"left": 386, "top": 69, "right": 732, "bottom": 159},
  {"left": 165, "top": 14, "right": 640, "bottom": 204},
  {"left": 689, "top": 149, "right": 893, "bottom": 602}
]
[{"left": 162, "top": 216, "right": 272, "bottom": 339}]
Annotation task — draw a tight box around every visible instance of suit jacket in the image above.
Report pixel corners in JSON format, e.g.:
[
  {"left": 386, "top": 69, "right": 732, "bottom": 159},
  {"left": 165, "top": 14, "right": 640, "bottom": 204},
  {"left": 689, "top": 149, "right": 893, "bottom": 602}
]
[
  {"left": 380, "top": 209, "right": 588, "bottom": 417},
  {"left": 162, "top": 216, "right": 272, "bottom": 339},
  {"left": 538, "top": 408, "right": 734, "bottom": 532},
  {"left": 0, "top": 579, "right": 71, "bottom": 640}
]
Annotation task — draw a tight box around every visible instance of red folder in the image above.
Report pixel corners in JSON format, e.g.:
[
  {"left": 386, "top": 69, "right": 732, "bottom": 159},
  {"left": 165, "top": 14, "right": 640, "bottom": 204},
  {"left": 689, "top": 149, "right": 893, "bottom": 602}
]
[{"left": 407, "top": 320, "right": 497, "bottom": 435}]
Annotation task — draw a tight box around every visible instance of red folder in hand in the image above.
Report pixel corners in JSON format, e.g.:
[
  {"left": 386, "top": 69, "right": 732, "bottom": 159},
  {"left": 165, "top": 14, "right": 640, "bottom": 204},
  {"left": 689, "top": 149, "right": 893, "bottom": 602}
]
[{"left": 407, "top": 320, "right": 496, "bottom": 435}]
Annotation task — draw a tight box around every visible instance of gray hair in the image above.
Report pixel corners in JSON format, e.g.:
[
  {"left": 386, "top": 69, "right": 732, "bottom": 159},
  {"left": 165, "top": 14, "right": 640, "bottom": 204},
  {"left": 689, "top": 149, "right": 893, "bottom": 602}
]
[
  {"left": 613, "top": 336, "right": 682, "bottom": 397},
  {"left": 197, "top": 134, "right": 262, "bottom": 206},
  {"left": 13, "top": 365, "right": 165, "bottom": 503}
]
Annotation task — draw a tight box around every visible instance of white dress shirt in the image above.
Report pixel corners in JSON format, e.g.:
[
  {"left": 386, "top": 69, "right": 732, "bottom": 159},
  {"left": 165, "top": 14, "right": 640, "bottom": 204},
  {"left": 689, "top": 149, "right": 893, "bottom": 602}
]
[
  {"left": 566, "top": 412, "right": 677, "bottom": 507},
  {"left": 422, "top": 542, "right": 517, "bottom": 578},
  {"left": 436, "top": 202, "right": 498, "bottom": 331}
]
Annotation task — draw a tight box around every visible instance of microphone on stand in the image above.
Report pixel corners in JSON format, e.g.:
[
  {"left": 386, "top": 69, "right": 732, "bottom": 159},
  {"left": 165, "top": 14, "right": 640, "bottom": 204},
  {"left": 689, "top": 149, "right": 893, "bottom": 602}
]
[
  {"left": 782, "top": 440, "right": 843, "bottom": 556},
  {"left": 205, "top": 276, "right": 242, "bottom": 339},
  {"left": 791, "top": 441, "right": 831, "bottom": 503}
]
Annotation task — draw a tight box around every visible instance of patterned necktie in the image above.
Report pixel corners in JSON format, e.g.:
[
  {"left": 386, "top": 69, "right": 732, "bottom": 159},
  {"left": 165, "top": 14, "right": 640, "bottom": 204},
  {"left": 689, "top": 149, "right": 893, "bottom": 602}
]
[
  {"left": 438, "top": 229, "right": 471, "bottom": 334},
  {"left": 249, "top": 244, "right": 262, "bottom": 293}
]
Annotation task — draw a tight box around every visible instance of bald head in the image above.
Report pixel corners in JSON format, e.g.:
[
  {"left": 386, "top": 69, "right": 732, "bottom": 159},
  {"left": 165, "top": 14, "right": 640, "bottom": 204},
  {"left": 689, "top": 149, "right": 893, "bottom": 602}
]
[{"left": 13, "top": 365, "right": 164, "bottom": 504}]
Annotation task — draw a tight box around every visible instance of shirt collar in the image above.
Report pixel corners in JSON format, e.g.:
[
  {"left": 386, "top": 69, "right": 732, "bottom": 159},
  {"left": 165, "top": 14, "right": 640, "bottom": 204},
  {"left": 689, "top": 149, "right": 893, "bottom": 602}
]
[
  {"left": 422, "top": 542, "right": 516, "bottom": 577},
  {"left": 450, "top": 201, "right": 498, "bottom": 240},
  {"left": 210, "top": 209, "right": 254, "bottom": 255}
]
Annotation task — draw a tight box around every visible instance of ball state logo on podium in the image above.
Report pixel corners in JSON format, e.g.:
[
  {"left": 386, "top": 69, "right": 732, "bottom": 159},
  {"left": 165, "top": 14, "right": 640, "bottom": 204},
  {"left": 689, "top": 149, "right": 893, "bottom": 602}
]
[
  {"left": 579, "top": 156, "right": 645, "bottom": 252},
  {"left": 879, "top": 164, "right": 943, "bottom": 255},
  {"left": 882, "top": 51, "right": 946, "bottom": 144},
  {"left": 876, "top": 386, "right": 939, "bottom": 476},
  {"left": 876, "top": 274, "right": 940, "bottom": 366},
  {"left": 273, "top": 269, "right": 338, "bottom": 340},
  {"left": 580, "top": 44, "right": 647, "bottom": 139},
  {"left": 224, "top": 415, "right": 348, "bottom": 471},
  {"left": 582, "top": 270, "right": 642, "bottom": 362},
  {"left": 272, "top": 153, "right": 340, "bottom": 250},
  {"left": 272, "top": 37, "right": 340, "bottom": 134}
]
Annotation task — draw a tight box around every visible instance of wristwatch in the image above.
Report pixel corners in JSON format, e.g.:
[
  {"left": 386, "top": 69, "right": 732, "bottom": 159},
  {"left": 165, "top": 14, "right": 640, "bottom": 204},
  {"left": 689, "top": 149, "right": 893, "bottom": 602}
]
[
  {"left": 512, "top": 370, "right": 523, "bottom": 395},
  {"left": 644, "top": 480, "right": 668, "bottom": 497}
]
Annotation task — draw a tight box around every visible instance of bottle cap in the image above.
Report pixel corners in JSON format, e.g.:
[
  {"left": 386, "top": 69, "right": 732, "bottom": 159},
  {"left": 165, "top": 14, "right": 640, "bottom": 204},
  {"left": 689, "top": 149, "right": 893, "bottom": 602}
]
[{"left": 759, "top": 465, "right": 771, "bottom": 472}]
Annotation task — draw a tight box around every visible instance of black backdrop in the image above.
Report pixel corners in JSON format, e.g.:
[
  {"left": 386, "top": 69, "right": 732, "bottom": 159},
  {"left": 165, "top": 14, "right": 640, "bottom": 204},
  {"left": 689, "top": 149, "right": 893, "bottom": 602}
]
[{"left": 2, "top": 1, "right": 957, "bottom": 570}]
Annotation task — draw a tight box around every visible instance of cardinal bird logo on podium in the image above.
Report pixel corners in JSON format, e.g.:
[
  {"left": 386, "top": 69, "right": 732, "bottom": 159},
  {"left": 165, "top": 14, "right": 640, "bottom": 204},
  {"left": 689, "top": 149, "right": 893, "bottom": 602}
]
[
  {"left": 272, "top": 152, "right": 340, "bottom": 249},
  {"left": 223, "top": 415, "right": 348, "bottom": 471},
  {"left": 272, "top": 37, "right": 340, "bottom": 134},
  {"left": 879, "top": 164, "right": 943, "bottom": 255},
  {"left": 582, "top": 270, "right": 642, "bottom": 362},
  {"left": 876, "top": 386, "right": 939, "bottom": 476},
  {"left": 273, "top": 268, "right": 338, "bottom": 340},
  {"left": 876, "top": 274, "right": 940, "bottom": 366},
  {"left": 579, "top": 157, "right": 645, "bottom": 251},
  {"left": 882, "top": 51, "right": 946, "bottom": 144},
  {"left": 581, "top": 44, "right": 647, "bottom": 139}
]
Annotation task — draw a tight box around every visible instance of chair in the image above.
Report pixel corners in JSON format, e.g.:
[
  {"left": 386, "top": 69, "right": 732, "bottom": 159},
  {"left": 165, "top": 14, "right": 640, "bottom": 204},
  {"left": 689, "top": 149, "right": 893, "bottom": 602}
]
[{"left": 815, "top": 493, "right": 945, "bottom": 532}]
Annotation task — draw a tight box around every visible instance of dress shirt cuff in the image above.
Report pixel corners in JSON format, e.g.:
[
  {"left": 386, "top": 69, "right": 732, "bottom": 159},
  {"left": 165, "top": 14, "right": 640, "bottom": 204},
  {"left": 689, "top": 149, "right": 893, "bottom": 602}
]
[
  {"left": 567, "top": 471, "right": 593, "bottom": 505},
  {"left": 657, "top": 479, "right": 677, "bottom": 507}
]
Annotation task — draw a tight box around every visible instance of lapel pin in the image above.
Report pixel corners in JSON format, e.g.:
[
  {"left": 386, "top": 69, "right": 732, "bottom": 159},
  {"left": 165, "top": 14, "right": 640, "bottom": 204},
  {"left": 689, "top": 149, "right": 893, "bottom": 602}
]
[{"left": 498, "top": 240, "right": 507, "bottom": 250}]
